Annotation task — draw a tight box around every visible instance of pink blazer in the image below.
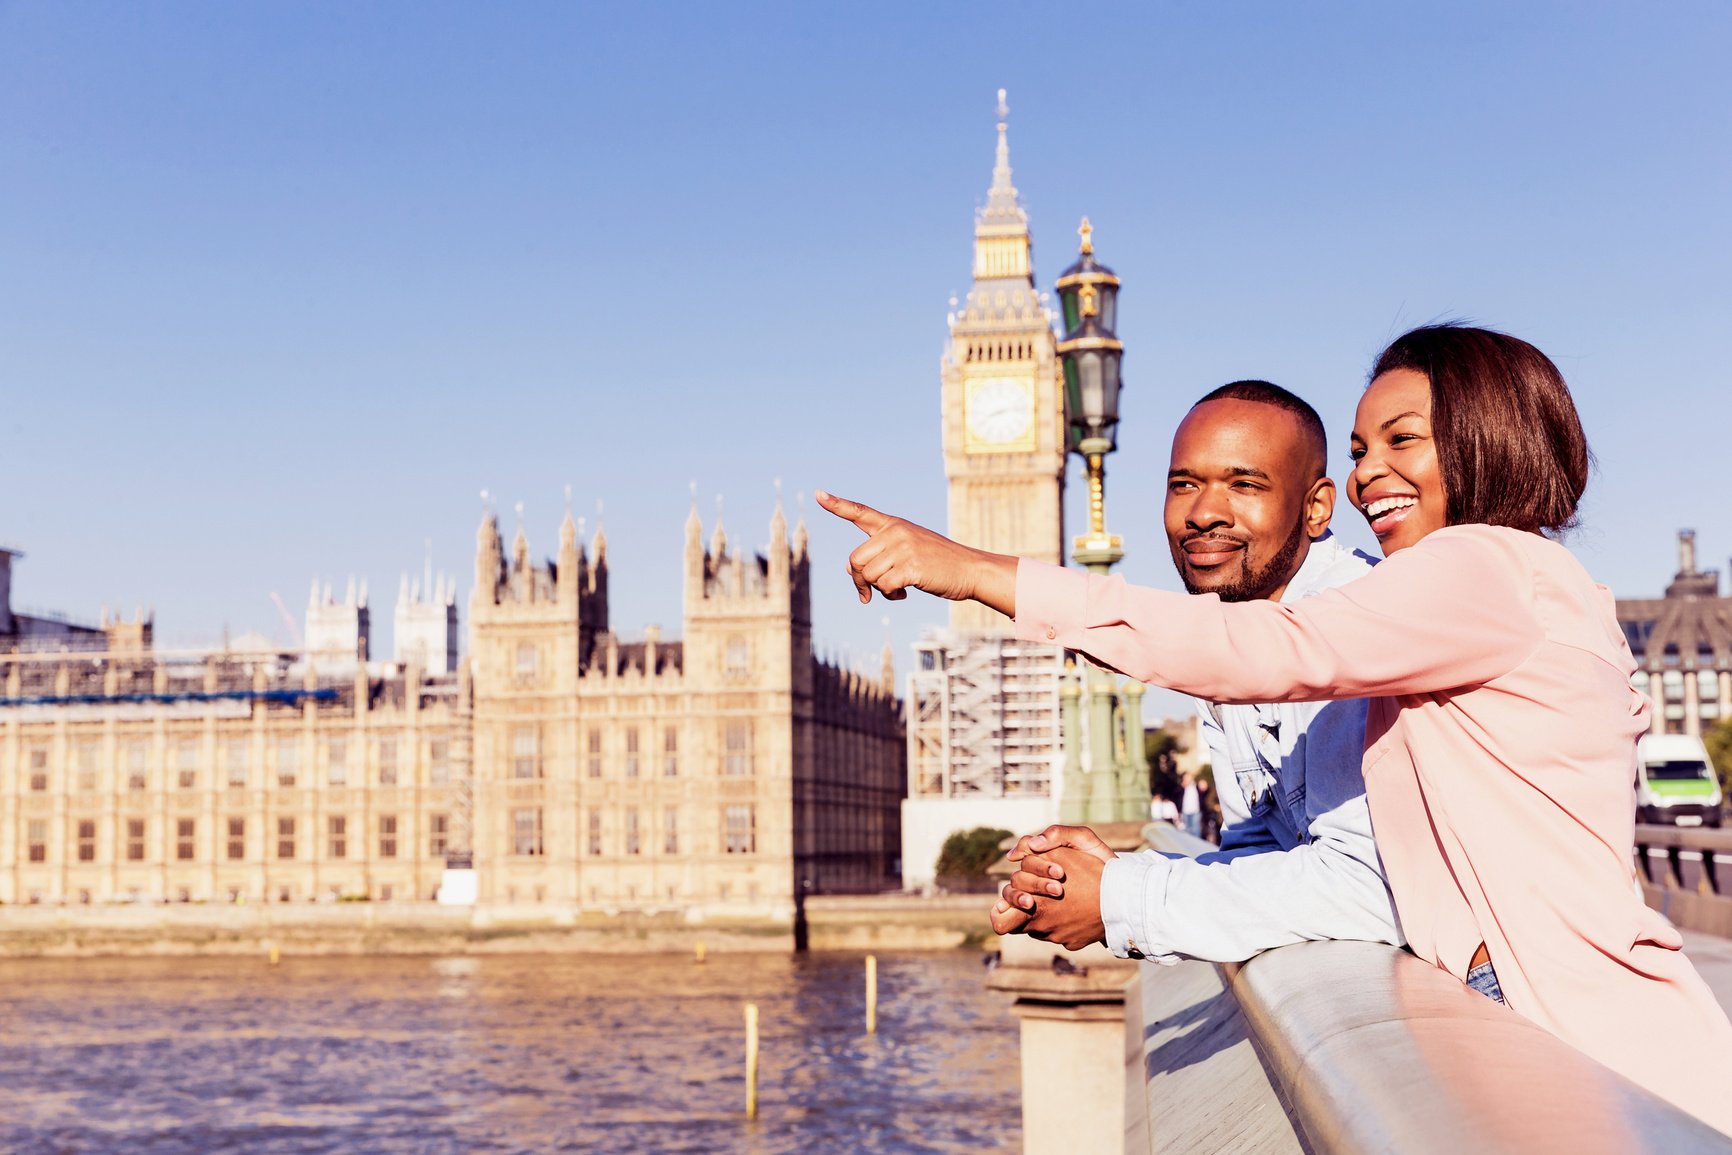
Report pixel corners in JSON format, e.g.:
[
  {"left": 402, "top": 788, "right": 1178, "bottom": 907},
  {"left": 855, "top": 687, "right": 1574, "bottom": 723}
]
[{"left": 1015, "top": 524, "right": 1732, "bottom": 1133}]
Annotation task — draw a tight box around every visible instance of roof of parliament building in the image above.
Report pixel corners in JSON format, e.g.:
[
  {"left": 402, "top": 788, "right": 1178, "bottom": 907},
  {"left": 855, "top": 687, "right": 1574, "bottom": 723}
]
[{"left": 1616, "top": 530, "right": 1732, "bottom": 670}]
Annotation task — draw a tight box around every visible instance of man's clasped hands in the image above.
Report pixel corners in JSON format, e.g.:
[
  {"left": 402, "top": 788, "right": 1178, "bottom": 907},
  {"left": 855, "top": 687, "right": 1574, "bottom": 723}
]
[{"left": 988, "top": 824, "right": 1115, "bottom": 951}]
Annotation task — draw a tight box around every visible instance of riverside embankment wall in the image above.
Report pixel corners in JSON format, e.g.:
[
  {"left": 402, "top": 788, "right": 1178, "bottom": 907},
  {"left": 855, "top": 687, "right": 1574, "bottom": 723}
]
[{"left": 0, "top": 894, "right": 993, "bottom": 958}]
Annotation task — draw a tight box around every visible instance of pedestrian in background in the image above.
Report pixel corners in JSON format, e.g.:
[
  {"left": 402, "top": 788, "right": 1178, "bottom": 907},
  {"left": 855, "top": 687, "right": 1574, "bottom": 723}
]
[
  {"left": 1179, "top": 771, "right": 1201, "bottom": 838},
  {"left": 1197, "top": 776, "right": 1220, "bottom": 843}
]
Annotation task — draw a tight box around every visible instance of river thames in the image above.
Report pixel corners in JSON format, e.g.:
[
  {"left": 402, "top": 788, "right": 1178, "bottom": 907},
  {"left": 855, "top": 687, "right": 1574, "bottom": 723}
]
[{"left": 0, "top": 948, "right": 1019, "bottom": 1154}]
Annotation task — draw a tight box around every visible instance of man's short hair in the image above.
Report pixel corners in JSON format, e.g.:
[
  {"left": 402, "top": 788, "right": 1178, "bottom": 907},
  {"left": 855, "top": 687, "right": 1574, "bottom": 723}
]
[{"left": 1191, "top": 379, "right": 1327, "bottom": 479}]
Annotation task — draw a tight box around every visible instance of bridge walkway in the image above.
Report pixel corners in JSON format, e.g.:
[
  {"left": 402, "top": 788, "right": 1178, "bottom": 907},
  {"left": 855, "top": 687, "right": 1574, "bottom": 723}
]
[{"left": 1682, "top": 929, "right": 1732, "bottom": 1010}]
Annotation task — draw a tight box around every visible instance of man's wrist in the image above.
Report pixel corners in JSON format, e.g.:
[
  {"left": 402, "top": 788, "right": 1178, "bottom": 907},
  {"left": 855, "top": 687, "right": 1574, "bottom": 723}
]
[{"left": 1097, "top": 855, "right": 1139, "bottom": 958}]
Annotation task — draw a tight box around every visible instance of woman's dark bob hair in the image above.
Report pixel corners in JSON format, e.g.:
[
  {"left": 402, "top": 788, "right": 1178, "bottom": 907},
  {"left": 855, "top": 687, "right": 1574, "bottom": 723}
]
[{"left": 1372, "top": 324, "right": 1591, "bottom": 536}]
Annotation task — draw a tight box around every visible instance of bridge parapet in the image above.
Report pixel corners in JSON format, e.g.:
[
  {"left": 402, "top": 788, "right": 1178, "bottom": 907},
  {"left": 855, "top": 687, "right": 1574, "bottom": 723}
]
[
  {"left": 1636, "top": 824, "right": 1732, "bottom": 937},
  {"left": 1194, "top": 937, "right": 1731, "bottom": 1153},
  {"left": 992, "top": 823, "right": 1732, "bottom": 1152}
]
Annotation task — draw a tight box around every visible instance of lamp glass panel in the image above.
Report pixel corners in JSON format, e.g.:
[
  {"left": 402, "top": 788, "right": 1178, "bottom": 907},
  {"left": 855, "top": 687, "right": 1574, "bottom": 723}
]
[
  {"left": 1099, "top": 287, "right": 1117, "bottom": 334},
  {"left": 1100, "top": 350, "right": 1121, "bottom": 423},
  {"left": 1079, "top": 351, "right": 1103, "bottom": 424}
]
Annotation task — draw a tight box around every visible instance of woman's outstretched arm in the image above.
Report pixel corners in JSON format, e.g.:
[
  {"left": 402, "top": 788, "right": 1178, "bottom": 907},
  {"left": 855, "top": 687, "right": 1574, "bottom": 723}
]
[{"left": 821, "top": 490, "right": 1544, "bottom": 704}]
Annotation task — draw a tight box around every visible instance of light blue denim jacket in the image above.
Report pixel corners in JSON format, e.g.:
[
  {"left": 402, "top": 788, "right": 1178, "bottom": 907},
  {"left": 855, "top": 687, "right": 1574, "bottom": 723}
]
[{"left": 1098, "top": 533, "right": 1406, "bottom": 963}]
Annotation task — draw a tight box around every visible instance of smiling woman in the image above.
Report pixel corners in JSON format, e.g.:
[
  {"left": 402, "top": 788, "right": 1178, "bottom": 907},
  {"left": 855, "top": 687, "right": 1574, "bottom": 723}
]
[
  {"left": 1351, "top": 325, "right": 1591, "bottom": 551},
  {"left": 1348, "top": 368, "right": 1445, "bottom": 551}
]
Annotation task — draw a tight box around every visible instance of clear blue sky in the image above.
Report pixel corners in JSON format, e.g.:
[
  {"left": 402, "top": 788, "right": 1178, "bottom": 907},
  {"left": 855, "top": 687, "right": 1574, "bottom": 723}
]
[{"left": 4, "top": 3, "right": 1729, "bottom": 720}]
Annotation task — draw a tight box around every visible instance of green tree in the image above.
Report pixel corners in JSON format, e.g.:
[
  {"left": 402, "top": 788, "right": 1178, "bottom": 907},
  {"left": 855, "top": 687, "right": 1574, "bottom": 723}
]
[
  {"left": 1704, "top": 718, "right": 1732, "bottom": 797},
  {"left": 933, "top": 826, "right": 1015, "bottom": 893}
]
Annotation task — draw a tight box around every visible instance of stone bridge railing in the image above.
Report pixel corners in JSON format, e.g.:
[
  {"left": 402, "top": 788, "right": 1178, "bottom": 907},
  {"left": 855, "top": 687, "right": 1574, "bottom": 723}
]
[
  {"left": 990, "top": 824, "right": 1732, "bottom": 1154},
  {"left": 1636, "top": 823, "right": 1732, "bottom": 937}
]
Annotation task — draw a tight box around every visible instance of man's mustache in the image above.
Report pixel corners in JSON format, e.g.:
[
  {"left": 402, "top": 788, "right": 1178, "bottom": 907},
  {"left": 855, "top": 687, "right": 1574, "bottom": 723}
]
[{"left": 1178, "top": 532, "right": 1250, "bottom": 551}]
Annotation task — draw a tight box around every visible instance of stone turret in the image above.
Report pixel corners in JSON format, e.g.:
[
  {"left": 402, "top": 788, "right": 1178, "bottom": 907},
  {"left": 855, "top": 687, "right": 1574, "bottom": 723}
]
[
  {"left": 306, "top": 576, "right": 369, "bottom": 669},
  {"left": 471, "top": 493, "right": 608, "bottom": 685},
  {"left": 557, "top": 509, "right": 582, "bottom": 607},
  {"left": 684, "top": 494, "right": 705, "bottom": 590},
  {"left": 683, "top": 494, "right": 811, "bottom": 692},
  {"left": 395, "top": 564, "right": 458, "bottom": 675},
  {"left": 475, "top": 510, "right": 504, "bottom": 607},
  {"left": 769, "top": 493, "right": 789, "bottom": 591}
]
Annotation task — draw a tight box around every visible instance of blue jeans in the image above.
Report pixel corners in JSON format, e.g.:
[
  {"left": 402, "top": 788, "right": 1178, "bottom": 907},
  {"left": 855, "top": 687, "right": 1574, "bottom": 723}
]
[
  {"left": 1183, "top": 813, "right": 1201, "bottom": 838},
  {"left": 1465, "top": 960, "right": 1506, "bottom": 1005}
]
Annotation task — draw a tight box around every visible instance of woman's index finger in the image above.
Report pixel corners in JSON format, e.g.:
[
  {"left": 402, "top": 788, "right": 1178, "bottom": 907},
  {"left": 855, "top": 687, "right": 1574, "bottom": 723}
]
[{"left": 816, "top": 490, "right": 889, "bottom": 533}]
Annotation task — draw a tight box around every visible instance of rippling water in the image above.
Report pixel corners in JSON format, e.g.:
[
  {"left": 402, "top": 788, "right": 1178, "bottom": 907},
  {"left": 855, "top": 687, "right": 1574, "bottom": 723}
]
[{"left": 0, "top": 949, "right": 1020, "bottom": 1154}]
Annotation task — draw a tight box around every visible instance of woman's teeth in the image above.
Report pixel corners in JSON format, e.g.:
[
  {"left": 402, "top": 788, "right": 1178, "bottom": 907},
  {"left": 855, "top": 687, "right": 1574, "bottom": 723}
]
[{"left": 1365, "top": 496, "right": 1416, "bottom": 520}]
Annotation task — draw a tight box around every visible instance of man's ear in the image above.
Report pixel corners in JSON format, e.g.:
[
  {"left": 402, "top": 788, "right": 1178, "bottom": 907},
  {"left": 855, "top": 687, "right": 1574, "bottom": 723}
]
[{"left": 1305, "top": 476, "right": 1336, "bottom": 539}]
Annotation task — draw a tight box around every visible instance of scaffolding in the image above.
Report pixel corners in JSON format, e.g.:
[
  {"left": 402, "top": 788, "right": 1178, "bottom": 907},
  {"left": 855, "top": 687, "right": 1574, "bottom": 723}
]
[{"left": 906, "top": 630, "right": 1064, "bottom": 799}]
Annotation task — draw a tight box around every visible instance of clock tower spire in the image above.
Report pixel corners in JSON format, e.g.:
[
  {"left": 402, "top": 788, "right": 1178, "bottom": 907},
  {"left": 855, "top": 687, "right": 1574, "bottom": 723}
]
[{"left": 940, "top": 89, "right": 1066, "bottom": 634}]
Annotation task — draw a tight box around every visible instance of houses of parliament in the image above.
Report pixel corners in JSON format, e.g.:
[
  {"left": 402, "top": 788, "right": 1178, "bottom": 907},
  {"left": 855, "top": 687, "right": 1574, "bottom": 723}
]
[
  {"left": 3, "top": 89, "right": 1151, "bottom": 911},
  {"left": 0, "top": 499, "right": 905, "bottom": 915}
]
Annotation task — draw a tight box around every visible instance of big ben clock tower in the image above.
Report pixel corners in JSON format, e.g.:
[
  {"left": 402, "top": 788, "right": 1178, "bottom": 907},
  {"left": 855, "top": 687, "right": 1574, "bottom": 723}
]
[
  {"left": 902, "top": 91, "right": 1071, "bottom": 892},
  {"left": 941, "top": 90, "right": 1065, "bottom": 635}
]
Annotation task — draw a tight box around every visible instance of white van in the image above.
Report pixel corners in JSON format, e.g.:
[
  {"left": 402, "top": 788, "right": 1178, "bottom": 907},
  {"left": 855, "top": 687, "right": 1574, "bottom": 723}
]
[{"left": 1635, "top": 734, "right": 1723, "bottom": 828}]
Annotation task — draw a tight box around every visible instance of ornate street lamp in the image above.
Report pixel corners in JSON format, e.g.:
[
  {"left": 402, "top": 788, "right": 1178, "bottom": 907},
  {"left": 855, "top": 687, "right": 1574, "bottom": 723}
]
[
  {"left": 1055, "top": 218, "right": 1124, "bottom": 563},
  {"left": 1054, "top": 218, "right": 1137, "bottom": 825}
]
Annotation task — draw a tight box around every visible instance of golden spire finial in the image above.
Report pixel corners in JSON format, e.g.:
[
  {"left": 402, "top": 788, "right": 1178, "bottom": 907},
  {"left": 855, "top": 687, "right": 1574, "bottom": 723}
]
[{"left": 1078, "top": 216, "right": 1094, "bottom": 255}]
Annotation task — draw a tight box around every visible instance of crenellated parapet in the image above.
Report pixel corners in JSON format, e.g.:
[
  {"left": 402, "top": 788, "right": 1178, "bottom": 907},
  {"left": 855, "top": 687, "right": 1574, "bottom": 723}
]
[
  {"left": 682, "top": 498, "right": 809, "bottom": 620},
  {"left": 575, "top": 630, "right": 687, "bottom": 683},
  {"left": 473, "top": 508, "right": 607, "bottom": 618},
  {"left": 470, "top": 501, "right": 611, "bottom": 693}
]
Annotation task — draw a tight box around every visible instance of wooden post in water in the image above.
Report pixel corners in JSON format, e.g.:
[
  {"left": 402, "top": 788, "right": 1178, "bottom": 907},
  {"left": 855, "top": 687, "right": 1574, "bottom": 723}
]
[
  {"left": 695, "top": 941, "right": 707, "bottom": 964},
  {"left": 268, "top": 943, "right": 280, "bottom": 966},
  {"left": 865, "top": 954, "right": 878, "bottom": 1035},
  {"left": 744, "top": 1002, "right": 760, "bottom": 1119}
]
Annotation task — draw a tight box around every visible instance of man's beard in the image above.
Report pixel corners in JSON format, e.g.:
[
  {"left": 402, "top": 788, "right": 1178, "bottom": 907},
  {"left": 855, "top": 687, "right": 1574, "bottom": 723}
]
[{"left": 1177, "top": 515, "right": 1309, "bottom": 603}]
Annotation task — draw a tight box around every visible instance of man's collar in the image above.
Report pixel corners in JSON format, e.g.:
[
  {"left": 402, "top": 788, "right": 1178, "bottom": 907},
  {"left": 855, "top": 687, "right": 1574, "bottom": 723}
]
[{"left": 1276, "top": 530, "right": 1344, "bottom": 604}]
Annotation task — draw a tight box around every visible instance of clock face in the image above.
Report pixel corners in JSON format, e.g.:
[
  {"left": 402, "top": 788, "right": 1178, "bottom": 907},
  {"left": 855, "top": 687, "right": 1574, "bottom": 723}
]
[{"left": 966, "top": 378, "right": 1034, "bottom": 449}]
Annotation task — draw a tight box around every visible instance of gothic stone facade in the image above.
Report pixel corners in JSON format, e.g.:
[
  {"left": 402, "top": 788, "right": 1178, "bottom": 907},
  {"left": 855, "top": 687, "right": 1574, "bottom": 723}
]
[
  {"left": 0, "top": 654, "right": 465, "bottom": 906},
  {"left": 0, "top": 504, "right": 905, "bottom": 912}
]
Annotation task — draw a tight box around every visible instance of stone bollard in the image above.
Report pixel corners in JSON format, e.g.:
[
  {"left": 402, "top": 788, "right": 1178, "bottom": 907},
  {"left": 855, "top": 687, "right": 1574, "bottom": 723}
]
[
  {"left": 984, "top": 819, "right": 1148, "bottom": 1154},
  {"left": 987, "top": 938, "right": 1137, "bottom": 1153}
]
